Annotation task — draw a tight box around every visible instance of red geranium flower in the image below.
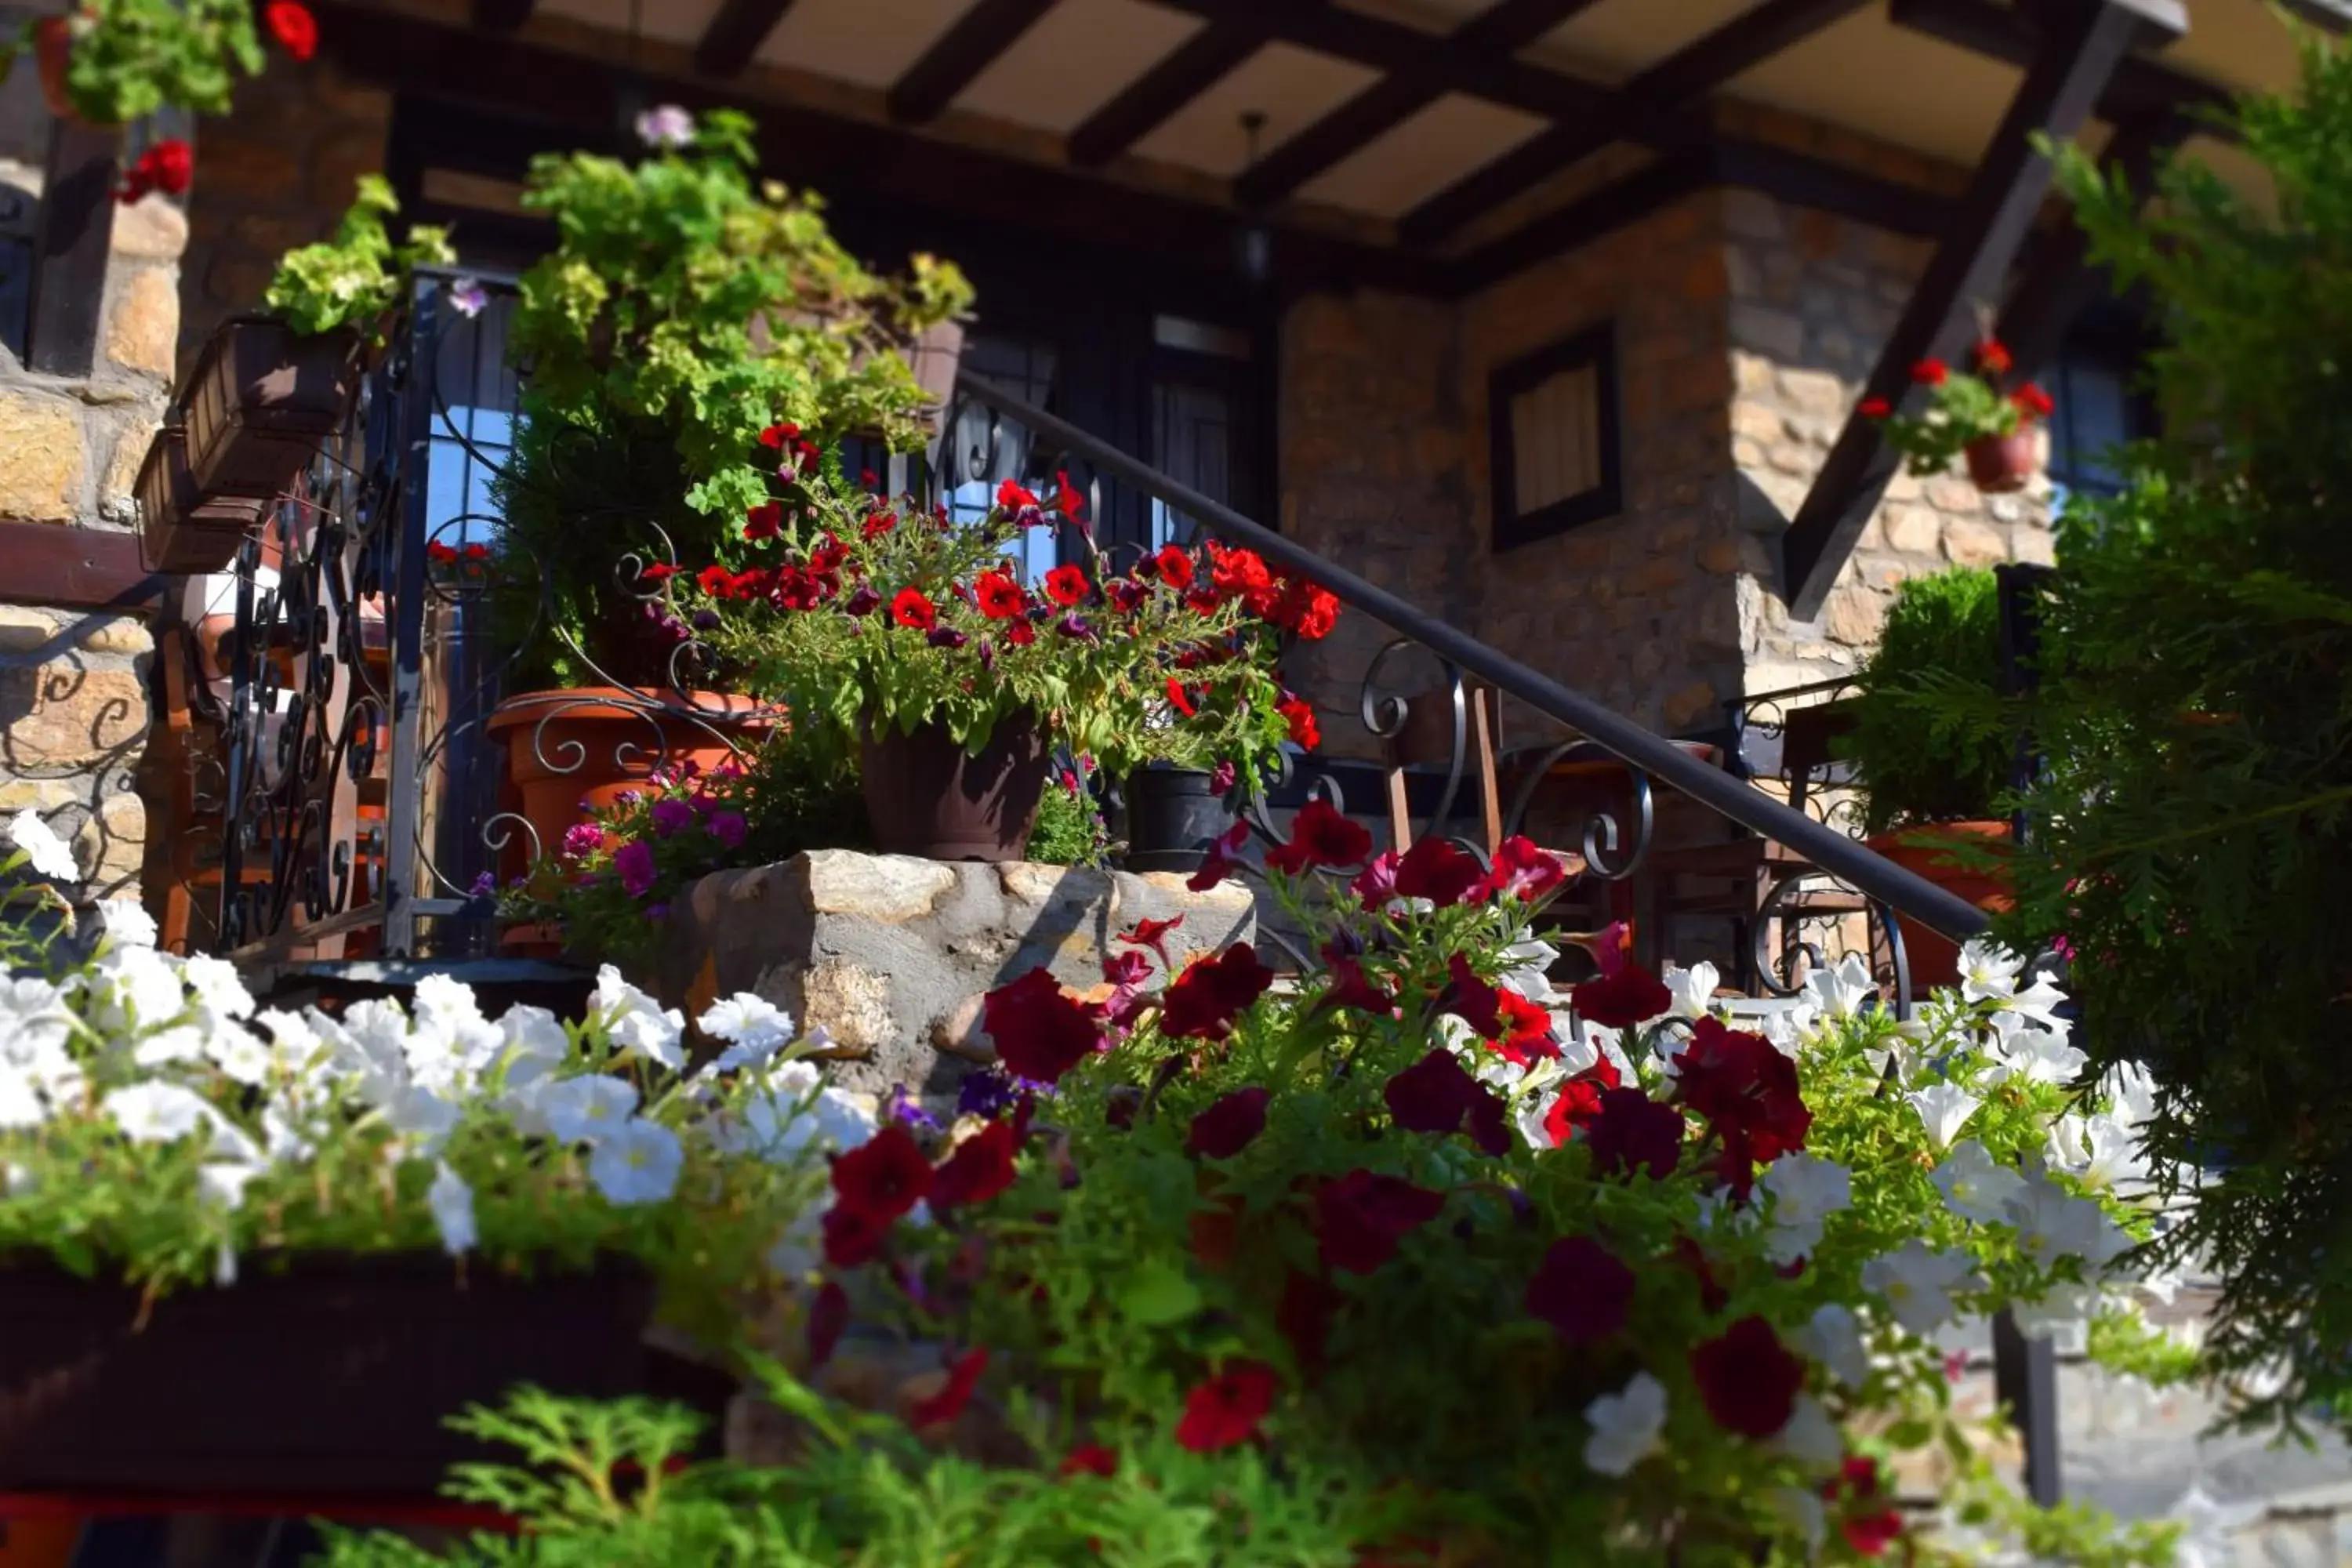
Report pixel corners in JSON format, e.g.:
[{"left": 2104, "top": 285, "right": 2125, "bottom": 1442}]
[
  {"left": 909, "top": 1347, "right": 989, "bottom": 1428},
  {"left": 931, "top": 1120, "right": 1020, "bottom": 1211},
  {"left": 821, "top": 1203, "right": 889, "bottom": 1267},
  {"left": 1115, "top": 913, "right": 1183, "bottom": 971},
  {"left": 1909, "top": 358, "right": 1948, "bottom": 386},
  {"left": 1584, "top": 1086, "right": 1684, "bottom": 1181},
  {"left": 744, "top": 499, "right": 783, "bottom": 540},
  {"left": 1044, "top": 564, "right": 1091, "bottom": 606},
  {"left": 122, "top": 140, "right": 194, "bottom": 202},
  {"left": 1975, "top": 338, "right": 2014, "bottom": 376},
  {"left": 1160, "top": 944, "right": 1276, "bottom": 1041},
  {"left": 975, "top": 570, "right": 1025, "bottom": 619},
  {"left": 2012, "top": 382, "right": 2056, "bottom": 420},
  {"left": 1857, "top": 396, "right": 1893, "bottom": 419},
  {"left": 1279, "top": 697, "right": 1320, "bottom": 750},
  {"left": 890, "top": 587, "right": 937, "bottom": 630},
  {"left": 981, "top": 967, "right": 1103, "bottom": 1084},
  {"left": 1394, "top": 836, "right": 1485, "bottom": 909},
  {"left": 759, "top": 422, "right": 800, "bottom": 449},
  {"left": 1176, "top": 1361, "right": 1278, "bottom": 1453},
  {"left": 1541, "top": 1058, "right": 1623, "bottom": 1145},
  {"left": 1525, "top": 1236, "right": 1635, "bottom": 1345},
  {"left": 1165, "top": 677, "right": 1197, "bottom": 718},
  {"left": 1472, "top": 836, "right": 1570, "bottom": 904},
  {"left": 1154, "top": 545, "right": 1196, "bottom": 590},
  {"left": 806, "top": 1279, "right": 849, "bottom": 1368},
  {"left": 1186, "top": 1087, "right": 1270, "bottom": 1159},
  {"left": 831, "top": 1124, "right": 933, "bottom": 1221},
  {"left": 264, "top": 1, "right": 318, "bottom": 61},
  {"left": 1383, "top": 1047, "right": 1510, "bottom": 1156},
  {"left": 1264, "top": 797, "right": 1370, "bottom": 876},
  {"left": 1316, "top": 1169, "right": 1446, "bottom": 1275},
  {"left": 1691, "top": 1315, "right": 1804, "bottom": 1438},
  {"left": 1445, "top": 953, "right": 1503, "bottom": 1038},
  {"left": 1060, "top": 1445, "right": 1118, "bottom": 1479},
  {"left": 996, "top": 479, "right": 1041, "bottom": 513}
]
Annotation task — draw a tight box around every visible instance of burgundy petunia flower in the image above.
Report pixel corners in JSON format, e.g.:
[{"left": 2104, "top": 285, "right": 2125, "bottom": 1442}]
[
  {"left": 1209, "top": 759, "right": 1238, "bottom": 797},
  {"left": 1316, "top": 1169, "right": 1446, "bottom": 1276},
  {"left": 931, "top": 1120, "right": 1020, "bottom": 1211},
  {"left": 1524, "top": 1236, "right": 1636, "bottom": 1344},
  {"left": 1186, "top": 1087, "right": 1271, "bottom": 1159},
  {"left": 1381, "top": 1048, "right": 1509, "bottom": 1156},
  {"left": 1392, "top": 837, "right": 1485, "bottom": 909},
  {"left": 831, "top": 1124, "right": 934, "bottom": 1221},
  {"left": 1445, "top": 953, "right": 1503, "bottom": 1038},
  {"left": 1277, "top": 1270, "right": 1344, "bottom": 1371},
  {"left": 1674, "top": 1016, "right": 1811, "bottom": 1193},
  {"left": 980, "top": 968, "right": 1104, "bottom": 1085},
  {"left": 1570, "top": 963, "right": 1672, "bottom": 1029},
  {"left": 1318, "top": 956, "right": 1395, "bottom": 1017},
  {"left": 821, "top": 1203, "right": 889, "bottom": 1268},
  {"left": 1176, "top": 1361, "right": 1279, "bottom": 1452},
  {"left": 1584, "top": 1086, "right": 1685, "bottom": 1181},
  {"left": 1185, "top": 820, "right": 1252, "bottom": 893},
  {"left": 1690, "top": 1315, "right": 1805, "bottom": 1438},
  {"left": 1160, "top": 944, "right": 1276, "bottom": 1041},
  {"left": 806, "top": 1280, "right": 849, "bottom": 1368},
  {"left": 1061, "top": 1444, "right": 1119, "bottom": 1478},
  {"left": 909, "top": 1347, "right": 989, "bottom": 1428},
  {"left": 1265, "top": 797, "right": 1371, "bottom": 876}
]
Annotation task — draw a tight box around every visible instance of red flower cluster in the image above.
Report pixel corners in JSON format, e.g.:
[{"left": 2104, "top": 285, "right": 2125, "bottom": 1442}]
[
  {"left": 1265, "top": 797, "right": 1370, "bottom": 876},
  {"left": 1279, "top": 696, "right": 1321, "bottom": 750},
  {"left": 423, "top": 541, "right": 491, "bottom": 569},
  {"left": 981, "top": 968, "right": 1103, "bottom": 1084},
  {"left": 2011, "top": 382, "right": 2056, "bottom": 421},
  {"left": 1570, "top": 924, "right": 1671, "bottom": 1029},
  {"left": 1177, "top": 1361, "right": 1278, "bottom": 1452},
  {"left": 1383, "top": 1048, "right": 1510, "bottom": 1156},
  {"left": 1524, "top": 1236, "right": 1635, "bottom": 1345},
  {"left": 1674, "top": 1016, "right": 1811, "bottom": 1194},
  {"left": 1909, "top": 358, "right": 1948, "bottom": 386},
  {"left": 1203, "top": 542, "right": 1341, "bottom": 642},
  {"left": 1974, "top": 337, "right": 2014, "bottom": 376},
  {"left": 760, "top": 421, "right": 823, "bottom": 477},
  {"left": 1581, "top": 1085, "right": 1684, "bottom": 1181},
  {"left": 822, "top": 1124, "right": 932, "bottom": 1266},
  {"left": 1540, "top": 1056, "right": 1621, "bottom": 1145},
  {"left": 118, "top": 140, "right": 193, "bottom": 205},
  {"left": 1690, "top": 1315, "right": 1803, "bottom": 1439},
  {"left": 1160, "top": 944, "right": 1276, "bottom": 1041},
  {"left": 1316, "top": 1169, "right": 1445, "bottom": 1275},
  {"left": 1824, "top": 1455, "right": 1905, "bottom": 1556},
  {"left": 265, "top": 2, "right": 318, "bottom": 61},
  {"left": 931, "top": 1120, "right": 1019, "bottom": 1210}
]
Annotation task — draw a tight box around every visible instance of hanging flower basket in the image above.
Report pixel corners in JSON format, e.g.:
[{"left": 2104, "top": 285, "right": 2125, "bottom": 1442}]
[
  {"left": 1963, "top": 429, "right": 2039, "bottom": 495},
  {"left": 182, "top": 317, "right": 364, "bottom": 501},
  {"left": 135, "top": 416, "right": 267, "bottom": 575},
  {"left": 902, "top": 318, "right": 966, "bottom": 425},
  {"left": 32, "top": 19, "right": 79, "bottom": 123},
  {"left": 0, "top": 1254, "right": 731, "bottom": 1497}
]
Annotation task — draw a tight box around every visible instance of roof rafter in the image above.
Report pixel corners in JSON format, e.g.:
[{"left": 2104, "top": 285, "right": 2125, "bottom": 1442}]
[
  {"left": 1066, "top": 6, "right": 1299, "bottom": 169},
  {"left": 1399, "top": 0, "right": 1871, "bottom": 246},
  {"left": 1234, "top": 0, "right": 1607, "bottom": 208},
  {"left": 693, "top": 0, "right": 800, "bottom": 78},
  {"left": 888, "top": 0, "right": 1063, "bottom": 125},
  {"left": 470, "top": 0, "right": 535, "bottom": 31}
]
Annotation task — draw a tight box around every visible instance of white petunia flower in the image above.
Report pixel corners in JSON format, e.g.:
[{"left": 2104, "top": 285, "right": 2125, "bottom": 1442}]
[
  {"left": 2010, "top": 1280, "right": 2101, "bottom": 1341},
  {"left": 1906, "top": 1082, "right": 1983, "bottom": 1150},
  {"left": 1933, "top": 1138, "right": 2030, "bottom": 1225},
  {"left": 1799, "top": 1303, "right": 1871, "bottom": 1391},
  {"left": 379, "top": 1083, "right": 464, "bottom": 1152},
  {"left": 198, "top": 1160, "right": 265, "bottom": 1212},
  {"left": 179, "top": 954, "right": 255, "bottom": 1021},
  {"left": 538, "top": 1073, "right": 641, "bottom": 1145},
  {"left": 2005, "top": 1176, "right": 2132, "bottom": 1272},
  {"left": 1957, "top": 940, "right": 2024, "bottom": 1005},
  {"left": 1498, "top": 932, "right": 1560, "bottom": 1004},
  {"left": 103, "top": 1081, "right": 217, "bottom": 1145},
  {"left": 2073, "top": 1113, "right": 2149, "bottom": 1191},
  {"left": 1759, "top": 1153, "right": 1851, "bottom": 1263},
  {"left": 1664, "top": 960, "right": 1719, "bottom": 1020},
  {"left": 589, "top": 1118, "right": 684, "bottom": 1206},
  {"left": 2103, "top": 1061, "right": 2158, "bottom": 1128},
  {"left": 203, "top": 1022, "right": 277, "bottom": 1087},
  {"left": 594, "top": 966, "right": 686, "bottom": 1070},
  {"left": 428, "top": 1161, "right": 477, "bottom": 1254},
  {"left": 0, "top": 975, "right": 76, "bottom": 1054},
  {"left": 1772, "top": 1394, "right": 1846, "bottom": 1470},
  {"left": 810, "top": 1086, "right": 878, "bottom": 1152},
  {"left": 1861, "top": 1241, "right": 1982, "bottom": 1334},
  {"left": 0, "top": 1066, "right": 45, "bottom": 1130},
  {"left": 1581, "top": 1371, "right": 1668, "bottom": 1477},
  {"left": 699, "top": 992, "right": 792, "bottom": 1045},
  {"left": 412, "top": 973, "right": 485, "bottom": 1029},
  {"left": 94, "top": 898, "right": 157, "bottom": 950},
  {"left": 5, "top": 809, "right": 78, "bottom": 881},
  {"left": 634, "top": 104, "right": 696, "bottom": 149},
  {"left": 83, "top": 945, "right": 188, "bottom": 1035},
  {"left": 1991, "top": 1022, "right": 2086, "bottom": 1087},
  {"left": 1803, "top": 953, "right": 1875, "bottom": 1020}
]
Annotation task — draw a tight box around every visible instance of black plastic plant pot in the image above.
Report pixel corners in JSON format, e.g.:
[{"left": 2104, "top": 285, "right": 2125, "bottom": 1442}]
[
  {"left": 0, "top": 1253, "right": 734, "bottom": 1497},
  {"left": 1120, "top": 766, "right": 1235, "bottom": 873}
]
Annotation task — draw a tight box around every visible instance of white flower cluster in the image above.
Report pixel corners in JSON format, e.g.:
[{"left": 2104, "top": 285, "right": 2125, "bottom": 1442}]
[{"left": 0, "top": 912, "right": 874, "bottom": 1279}]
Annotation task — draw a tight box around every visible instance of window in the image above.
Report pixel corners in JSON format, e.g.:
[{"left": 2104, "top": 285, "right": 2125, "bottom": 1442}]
[
  {"left": 2045, "top": 334, "right": 2156, "bottom": 514},
  {"left": 1489, "top": 325, "right": 1623, "bottom": 551}
]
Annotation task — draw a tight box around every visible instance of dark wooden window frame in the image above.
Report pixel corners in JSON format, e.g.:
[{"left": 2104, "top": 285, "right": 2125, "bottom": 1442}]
[{"left": 1488, "top": 323, "right": 1623, "bottom": 553}]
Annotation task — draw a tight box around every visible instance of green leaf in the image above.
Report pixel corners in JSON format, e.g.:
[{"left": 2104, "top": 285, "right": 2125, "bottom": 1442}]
[{"left": 1116, "top": 1258, "right": 1201, "bottom": 1326}]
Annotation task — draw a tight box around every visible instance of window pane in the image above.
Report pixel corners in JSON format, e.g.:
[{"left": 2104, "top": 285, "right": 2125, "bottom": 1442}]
[{"left": 1151, "top": 382, "right": 1234, "bottom": 553}]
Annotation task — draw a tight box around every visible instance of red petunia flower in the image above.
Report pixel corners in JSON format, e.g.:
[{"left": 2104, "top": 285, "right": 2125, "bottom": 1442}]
[
  {"left": 1584, "top": 1086, "right": 1683, "bottom": 1181},
  {"left": 1541, "top": 1058, "right": 1623, "bottom": 1145},
  {"left": 996, "top": 479, "right": 1041, "bottom": 514},
  {"left": 1116, "top": 913, "right": 1182, "bottom": 971},
  {"left": 822, "top": 1203, "right": 889, "bottom": 1267},
  {"left": 1186, "top": 1086, "right": 1270, "bottom": 1159},
  {"left": 1493, "top": 986, "right": 1558, "bottom": 1065},
  {"left": 1044, "top": 564, "right": 1091, "bottom": 606},
  {"left": 1317, "top": 956, "right": 1396, "bottom": 1017},
  {"left": 863, "top": 508, "right": 898, "bottom": 539},
  {"left": 1472, "top": 836, "right": 1570, "bottom": 904},
  {"left": 2012, "top": 382, "right": 2056, "bottom": 420},
  {"left": 909, "top": 1347, "right": 989, "bottom": 1428},
  {"left": 1273, "top": 576, "right": 1341, "bottom": 641},
  {"left": 980, "top": 967, "right": 1103, "bottom": 1085},
  {"left": 831, "top": 1124, "right": 933, "bottom": 1221},
  {"left": 1394, "top": 836, "right": 1485, "bottom": 909},
  {"left": 1825, "top": 1456, "right": 1904, "bottom": 1557},
  {"left": 1691, "top": 1315, "right": 1804, "bottom": 1438},
  {"left": 1265, "top": 797, "right": 1370, "bottom": 876},
  {"left": 731, "top": 568, "right": 773, "bottom": 601},
  {"left": 1160, "top": 943, "right": 1276, "bottom": 1041},
  {"left": 1975, "top": 338, "right": 2014, "bottom": 376},
  {"left": 1525, "top": 1236, "right": 1635, "bottom": 1345},
  {"left": 1316, "top": 1169, "right": 1446, "bottom": 1275},
  {"left": 1674, "top": 1015, "right": 1811, "bottom": 1193},
  {"left": 890, "top": 587, "right": 937, "bottom": 630},
  {"left": 975, "top": 569, "right": 1025, "bottom": 619},
  {"left": 1570, "top": 959, "right": 1671, "bottom": 1029},
  {"left": 1909, "top": 358, "right": 1948, "bottom": 387},
  {"left": 1279, "top": 697, "right": 1320, "bottom": 750},
  {"left": 1050, "top": 470, "right": 1087, "bottom": 519},
  {"left": 759, "top": 422, "right": 800, "bottom": 450},
  {"left": 1154, "top": 545, "right": 1196, "bottom": 590},
  {"left": 1383, "top": 1047, "right": 1509, "bottom": 1156},
  {"left": 265, "top": 1, "right": 318, "bottom": 61},
  {"left": 1445, "top": 953, "right": 1503, "bottom": 1038},
  {"left": 806, "top": 1279, "right": 850, "bottom": 1368},
  {"left": 1206, "top": 541, "right": 1273, "bottom": 604},
  {"left": 1176, "top": 1361, "right": 1279, "bottom": 1453},
  {"left": 1857, "top": 396, "right": 1893, "bottom": 420},
  {"left": 744, "top": 500, "right": 783, "bottom": 540},
  {"left": 811, "top": 532, "right": 848, "bottom": 572},
  {"left": 1166, "top": 677, "right": 1197, "bottom": 718},
  {"left": 425, "top": 541, "right": 458, "bottom": 564},
  {"left": 931, "top": 1120, "right": 1020, "bottom": 1210},
  {"left": 639, "top": 563, "right": 677, "bottom": 582},
  {"left": 696, "top": 564, "right": 735, "bottom": 598},
  {"left": 1060, "top": 1445, "right": 1118, "bottom": 1479}
]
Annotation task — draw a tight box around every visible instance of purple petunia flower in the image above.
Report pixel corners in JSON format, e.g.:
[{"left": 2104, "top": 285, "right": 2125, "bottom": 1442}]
[
  {"left": 844, "top": 585, "right": 883, "bottom": 618},
  {"left": 955, "top": 1068, "right": 1057, "bottom": 1120},
  {"left": 446, "top": 277, "right": 488, "bottom": 318},
  {"left": 926, "top": 626, "right": 969, "bottom": 650},
  {"left": 561, "top": 822, "right": 606, "bottom": 860},
  {"left": 614, "top": 840, "right": 658, "bottom": 898},
  {"left": 710, "top": 810, "right": 748, "bottom": 848},
  {"left": 884, "top": 1083, "right": 943, "bottom": 1132},
  {"left": 647, "top": 903, "right": 670, "bottom": 920},
  {"left": 466, "top": 870, "right": 496, "bottom": 898},
  {"left": 649, "top": 798, "right": 695, "bottom": 838},
  {"left": 1054, "top": 612, "right": 1098, "bottom": 643}
]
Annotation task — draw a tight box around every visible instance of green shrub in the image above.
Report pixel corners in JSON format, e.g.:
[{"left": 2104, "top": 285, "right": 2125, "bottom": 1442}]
[{"left": 1837, "top": 566, "right": 2015, "bottom": 833}]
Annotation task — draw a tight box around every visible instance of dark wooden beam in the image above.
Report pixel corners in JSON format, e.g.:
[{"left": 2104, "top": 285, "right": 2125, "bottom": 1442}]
[
  {"left": 1067, "top": 10, "right": 1289, "bottom": 168},
  {"left": 1399, "top": 0, "right": 1871, "bottom": 246},
  {"left": 469, "top": 0, "right": 535, "bottom": 31},
  {"left": 887, "top": 0, "right": 1062, "bottom": 125},
  {"left": 1709, "top": 137, "right": 1949, "bottom": 238},
  {"left": 693, "top": 0, "right": 800, "bottom": 79},
  {"left": 1889, "top": 0, "right": 2230, "bottom": 129},
  {"left": 1782, "top": 0, "right": 2183, "bottom": 620},
  {"left": 1446, "top": 141, "right": 1715, "bottom": 295},
  {"left": 1992, "top": 108, "right": 2190, "bottom": 379},
  {"left": 25, "top": 118, "right": 117, "bottom": 379},
  {"left": 1236, "top": 0, "right": 1606, "bottom": 207},
  {"left": 0, "top": 521, "right": 159, "bottom": 609}
]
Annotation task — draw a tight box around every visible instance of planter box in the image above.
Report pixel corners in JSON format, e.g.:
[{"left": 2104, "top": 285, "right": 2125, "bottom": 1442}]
[
  {"left": 136, "top": 418, "right": 267, "bottom": 575},
  {"left": 0, "top": 1254, "right": 731, "bottom": 1497},
  {"left": 183, "top": 318, "right": 363, "bottom": 501}
]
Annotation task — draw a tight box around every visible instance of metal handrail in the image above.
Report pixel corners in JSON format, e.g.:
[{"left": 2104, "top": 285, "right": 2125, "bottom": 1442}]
[{"left": 953, "top": 371, "right": 1993, "bottom": 943}]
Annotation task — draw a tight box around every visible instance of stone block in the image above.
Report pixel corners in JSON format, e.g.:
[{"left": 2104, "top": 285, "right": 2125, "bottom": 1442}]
[
  {"left": 1943, "top": 519, "right": 2009, "bottom": 568},
  {"left": 2013, "top": 525, "right": 2056, "bottom": 567},
  {"left": 1777, "top": 367, "right": 1848, "bottom": 418},
  {"left": 74, "top": 789, "right": 145, "bottom": 891},
  {"left": 1732, "top": 401, "right": 1786, "bottom": 443},
  {"left": 106, "top": 265, "right": 180, "bottom": 379},
  {"left": 99, "top": 418, "right": 157, "bottom": 520},
  {"left": 660, "top": 852, "right": 1257, "bottom": 1096},
  {"left": 0, "top": 779, "right": 78, "bottom": 811},
  {"left": 1826, "top": 585, "right": 1889, "bottom": 646},
  {"left": 1884, "top": 504, "right": 1940, "bottom": 555},
  {"left": 0, "top": 394, "right": 85, "bottom": 523},
  {"left": 1729, "top": 303, "right": 1805, "bottom": 363},
  {"left": 0, "top": 664, "right": 147, "bottom": 767},
  {"left": 0, "top": 608, "right": 57, "bottom": 652},
  {"left": 110, "top": 194, "right": 188, "bottom": 262},
  {"left": 1925, "top": 476, "right": 1980, "bottom": 514},
  {"left": 1722, "top": 190, "right": 1784, "bottom": 241}
]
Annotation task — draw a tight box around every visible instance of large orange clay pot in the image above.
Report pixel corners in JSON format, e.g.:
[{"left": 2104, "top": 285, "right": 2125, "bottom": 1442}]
[{"left": 1866, "top": 819, "right": 2013, "bottom": 993}]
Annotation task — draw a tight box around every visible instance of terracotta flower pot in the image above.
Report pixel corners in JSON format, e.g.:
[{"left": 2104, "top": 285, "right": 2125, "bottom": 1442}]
[
  {"left": 136, "top": 417, "right": 268, "bottom": 574},
  {"left": 1963, "top": 429, "right": 2039, "bottom": 495},
  {"left": 485, "top": 688, "right": 771, "bottom": 870},
  {"left": 0, "top": 1254, "right": 732, "bottom": 1497},
  {"left": 33, "top": 19, "right": 80, "bottom": 123},
  {"left": 183, "top": 318, "right": 365, "bottom": 500},
  {"left": 1120, "top": 766, "right": 1232, "bottom": 873},
  {"left": 859, "top": 713, "right": 1049, "bottom": 862},
  {"left": 903, "top": 318, "right": 966, "bottom": 415},
  {"left": 1865, "top": 819, "right": 2013, "bottom": 993}
]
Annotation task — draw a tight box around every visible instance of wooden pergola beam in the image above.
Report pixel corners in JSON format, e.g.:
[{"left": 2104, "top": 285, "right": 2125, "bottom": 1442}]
[
  {"left": 1888, "top": 0, "right": 2230, "bottom": 128},
  {"left": 693, "top": 0, "right": 800, "bottom": 80},
  {"left": 1234, "top": 0, "right": 1606, "bottom": 208},
  {"left": 1399, "top": 0, "right": 1871, "bottom": 246},
  {"left": 1067, "top": 9, "right": 1293, "bottom": 168},
  {"left": 887, "top": 0, "right": 1062, "bottom": 125},
  {"left": 1781, "top": 0, "right": 2186, "bottom": 621},
  {"left": 470, "top": 0, "right": 535, "bottom": 31}
]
